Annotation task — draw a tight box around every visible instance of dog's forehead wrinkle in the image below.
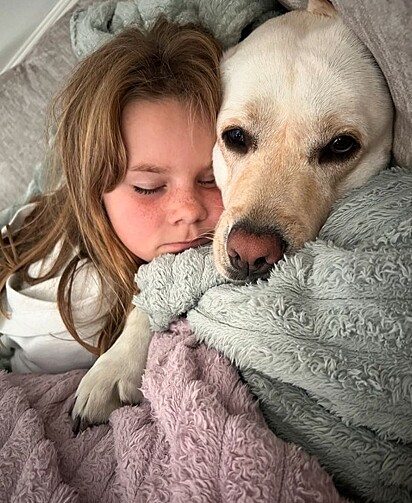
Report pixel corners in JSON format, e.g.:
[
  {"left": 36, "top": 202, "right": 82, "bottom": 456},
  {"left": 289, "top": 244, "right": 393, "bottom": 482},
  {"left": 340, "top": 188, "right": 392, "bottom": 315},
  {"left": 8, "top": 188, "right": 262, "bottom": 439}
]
[
  {"left": 224, "top": 62, "right": 378, "bottom": 120},
  {"left": 222, "top": 13, "right": 389, "bottom": 118},
  {"left": 220, "top": 81, "right": 362, "bottom": 142}
]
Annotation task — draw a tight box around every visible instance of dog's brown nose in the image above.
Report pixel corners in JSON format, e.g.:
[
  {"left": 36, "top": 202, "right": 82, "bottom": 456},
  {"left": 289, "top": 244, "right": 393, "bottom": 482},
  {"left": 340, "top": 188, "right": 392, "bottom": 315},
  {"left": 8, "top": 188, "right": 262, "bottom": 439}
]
[{"left": 227, "top": 226, "right": 285, "bottom": 280}]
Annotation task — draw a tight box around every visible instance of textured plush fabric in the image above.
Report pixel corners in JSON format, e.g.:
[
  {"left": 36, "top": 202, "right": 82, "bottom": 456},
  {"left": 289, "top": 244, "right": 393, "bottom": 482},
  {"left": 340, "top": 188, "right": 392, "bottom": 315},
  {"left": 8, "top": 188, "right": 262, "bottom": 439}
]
[
  {"left": 0, "top": 321, "right": 345, "bottom": 503},
  {"left": 70, "top": 0, "right": 285, "bottom": 58},
  {"left": 0, "top": 0, "right": 95, "bottom": 213},
  {"left": 135, "top": 167, "right": 412, "bottom": 503}
]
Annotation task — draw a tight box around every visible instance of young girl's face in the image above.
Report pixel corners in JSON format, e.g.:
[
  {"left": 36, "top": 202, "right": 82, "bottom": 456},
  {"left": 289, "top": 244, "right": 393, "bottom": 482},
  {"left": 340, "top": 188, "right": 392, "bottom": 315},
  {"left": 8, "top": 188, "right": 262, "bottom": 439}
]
[{"left": 103, "top": 99, "right": 224, "bottom": 262}]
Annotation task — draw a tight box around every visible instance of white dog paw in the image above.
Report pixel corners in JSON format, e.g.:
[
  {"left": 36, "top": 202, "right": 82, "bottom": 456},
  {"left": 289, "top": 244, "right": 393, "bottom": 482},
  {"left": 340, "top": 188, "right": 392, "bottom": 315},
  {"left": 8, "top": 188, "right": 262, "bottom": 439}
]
[{"left": 71, "top": 351, "right": 144, "bottom": 433}]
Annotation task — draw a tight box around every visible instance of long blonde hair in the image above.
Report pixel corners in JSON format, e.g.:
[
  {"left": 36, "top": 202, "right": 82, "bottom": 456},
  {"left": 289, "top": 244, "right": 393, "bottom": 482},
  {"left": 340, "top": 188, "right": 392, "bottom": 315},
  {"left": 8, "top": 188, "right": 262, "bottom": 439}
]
[{"left": 0, "top": 18, "right": 222, "bottom": 355}]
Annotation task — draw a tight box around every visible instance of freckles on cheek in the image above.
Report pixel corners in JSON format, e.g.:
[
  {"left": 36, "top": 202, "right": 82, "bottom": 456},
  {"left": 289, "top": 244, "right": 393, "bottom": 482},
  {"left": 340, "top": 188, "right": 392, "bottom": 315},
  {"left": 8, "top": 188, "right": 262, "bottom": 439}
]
[{"left": 133, "top": 201, "right": 162, "bottom": 229}]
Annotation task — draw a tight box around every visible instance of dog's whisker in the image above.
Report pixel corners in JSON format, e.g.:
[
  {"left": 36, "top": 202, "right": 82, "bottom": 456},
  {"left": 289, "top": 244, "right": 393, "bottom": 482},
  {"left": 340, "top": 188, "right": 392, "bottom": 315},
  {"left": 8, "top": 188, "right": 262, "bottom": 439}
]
[{"left": 194, "top": 230, "right": 215, "bottom": 242}]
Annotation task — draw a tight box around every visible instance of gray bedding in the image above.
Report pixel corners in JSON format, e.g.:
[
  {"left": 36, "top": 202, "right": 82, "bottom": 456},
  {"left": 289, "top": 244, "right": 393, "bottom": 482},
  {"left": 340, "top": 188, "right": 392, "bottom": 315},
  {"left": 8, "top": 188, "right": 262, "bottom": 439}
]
[
  {"left": 0, "top": 2, "right": 411, "bottom": 502},
  {"left": 135, "top": 167, "right": 412, "bottom": 502}
]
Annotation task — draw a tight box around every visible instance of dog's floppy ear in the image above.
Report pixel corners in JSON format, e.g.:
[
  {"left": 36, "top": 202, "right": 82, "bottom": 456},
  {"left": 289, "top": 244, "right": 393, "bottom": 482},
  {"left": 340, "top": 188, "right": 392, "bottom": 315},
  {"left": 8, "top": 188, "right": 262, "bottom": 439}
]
[{"left": 307, "top": 0, "right": 337, "bottom": 17}]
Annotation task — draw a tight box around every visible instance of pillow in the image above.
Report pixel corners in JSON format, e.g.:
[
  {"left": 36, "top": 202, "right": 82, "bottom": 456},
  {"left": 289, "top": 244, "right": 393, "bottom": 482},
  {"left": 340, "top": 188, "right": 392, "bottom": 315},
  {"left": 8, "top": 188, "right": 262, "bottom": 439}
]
[{"left": 0, "top": 0, "right": 96, "bottom": 213}]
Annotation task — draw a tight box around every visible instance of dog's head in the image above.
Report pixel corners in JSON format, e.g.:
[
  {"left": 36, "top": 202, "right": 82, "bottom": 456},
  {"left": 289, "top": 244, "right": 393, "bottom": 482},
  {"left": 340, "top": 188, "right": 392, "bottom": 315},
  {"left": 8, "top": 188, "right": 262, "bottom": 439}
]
[{"left": 213, "top": 0, "right": 394, "bottom": 281}]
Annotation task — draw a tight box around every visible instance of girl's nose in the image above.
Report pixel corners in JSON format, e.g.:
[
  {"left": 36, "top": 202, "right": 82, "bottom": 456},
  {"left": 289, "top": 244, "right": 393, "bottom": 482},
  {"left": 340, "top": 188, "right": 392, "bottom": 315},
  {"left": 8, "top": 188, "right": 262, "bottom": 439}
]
[{"left": 168, "top": 189, "right": 208, "bottom": 225}]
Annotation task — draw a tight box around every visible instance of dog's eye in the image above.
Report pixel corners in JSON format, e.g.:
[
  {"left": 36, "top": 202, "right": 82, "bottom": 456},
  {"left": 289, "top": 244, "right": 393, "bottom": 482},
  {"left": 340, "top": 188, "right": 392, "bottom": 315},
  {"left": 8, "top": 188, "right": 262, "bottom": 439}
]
[
  {"left": 330, "top": 136, "right": 357, "bottom": 154},
  {"left": 222, "top": 128, "right": 249, "bottom": 154},
  {"left": 319, "top": 135, "right": 359, "bottom": 163}
]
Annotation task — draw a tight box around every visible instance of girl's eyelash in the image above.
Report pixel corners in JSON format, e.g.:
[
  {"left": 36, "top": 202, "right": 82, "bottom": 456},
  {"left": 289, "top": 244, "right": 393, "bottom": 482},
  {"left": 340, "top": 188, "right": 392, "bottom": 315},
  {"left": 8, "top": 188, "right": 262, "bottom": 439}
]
[
  {"left": 133, "top": 186, "right": 163, "bottom": 195},
  {"left": 199, "top": 178, "right": 216, "bottom": 185},
  {"left": 133, "top": 178, "right": 216, "bottom": 195}
]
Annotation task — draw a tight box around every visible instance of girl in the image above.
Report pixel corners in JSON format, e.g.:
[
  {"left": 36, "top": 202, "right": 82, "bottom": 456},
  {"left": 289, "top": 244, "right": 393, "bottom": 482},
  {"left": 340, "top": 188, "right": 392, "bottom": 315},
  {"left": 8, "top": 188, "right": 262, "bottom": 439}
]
[{"left": 0, "top": 18, "right": 223, "bottom": 375}]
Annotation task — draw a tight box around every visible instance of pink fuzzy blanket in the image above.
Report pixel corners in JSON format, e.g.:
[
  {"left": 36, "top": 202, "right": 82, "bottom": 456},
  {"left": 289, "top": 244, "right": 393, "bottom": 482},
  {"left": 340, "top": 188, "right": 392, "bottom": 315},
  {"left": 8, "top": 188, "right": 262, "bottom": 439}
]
[{"left": 0, "top": 321, "right": 345, "bottom": 502}]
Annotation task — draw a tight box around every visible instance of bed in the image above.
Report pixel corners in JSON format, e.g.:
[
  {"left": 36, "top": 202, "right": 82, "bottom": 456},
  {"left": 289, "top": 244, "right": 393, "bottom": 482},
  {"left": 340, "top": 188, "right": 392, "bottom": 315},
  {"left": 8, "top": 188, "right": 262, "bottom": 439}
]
[{"left": 0, "top": 1, "right": 411, "bottom": 502}]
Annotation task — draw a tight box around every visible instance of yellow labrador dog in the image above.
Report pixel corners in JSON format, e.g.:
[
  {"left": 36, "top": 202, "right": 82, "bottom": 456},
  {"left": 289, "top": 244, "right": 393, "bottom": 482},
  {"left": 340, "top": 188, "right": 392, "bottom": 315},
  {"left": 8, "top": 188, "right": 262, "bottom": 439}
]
[
  {"left": 72, "top": 0, "right": 393, "bottom": 428},
  {"left": 212, "top": 0, "right": 393, "bottom": 280}
]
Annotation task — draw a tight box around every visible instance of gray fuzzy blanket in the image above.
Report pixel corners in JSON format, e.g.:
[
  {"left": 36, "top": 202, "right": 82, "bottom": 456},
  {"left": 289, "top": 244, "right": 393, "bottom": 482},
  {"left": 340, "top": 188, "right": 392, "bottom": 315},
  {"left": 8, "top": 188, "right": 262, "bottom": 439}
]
[
  {"left": 135, "top": 167, "right": 412, "bottom": 503},
  {"left": 70, "top": 0, "right": 285, "bottom": 59}
]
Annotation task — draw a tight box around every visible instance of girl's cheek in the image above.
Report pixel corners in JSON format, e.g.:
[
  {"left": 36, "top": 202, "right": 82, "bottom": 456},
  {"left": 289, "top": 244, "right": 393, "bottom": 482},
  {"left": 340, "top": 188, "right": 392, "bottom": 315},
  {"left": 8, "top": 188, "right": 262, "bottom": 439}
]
[{"left": 134, "top": 203, "right": 162, "bottom": 222}]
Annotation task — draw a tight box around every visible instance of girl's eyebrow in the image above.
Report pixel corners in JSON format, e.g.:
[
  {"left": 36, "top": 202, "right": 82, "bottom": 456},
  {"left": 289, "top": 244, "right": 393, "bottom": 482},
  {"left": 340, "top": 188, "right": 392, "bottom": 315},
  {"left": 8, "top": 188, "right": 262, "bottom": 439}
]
[
  {"left": 129, "top": 164, "right": 168, "bottom": 174},
  {"left": 129, "top": 163, "right": 214, "bottom": 173}
]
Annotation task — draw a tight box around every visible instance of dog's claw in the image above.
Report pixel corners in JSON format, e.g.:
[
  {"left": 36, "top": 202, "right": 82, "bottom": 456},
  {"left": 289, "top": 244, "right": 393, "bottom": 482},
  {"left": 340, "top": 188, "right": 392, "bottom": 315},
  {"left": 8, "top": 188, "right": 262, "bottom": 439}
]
[
  {"left": 71, "top": 414, "right": 83, "bottom": 435},
  {"left": 69, "top": 403, "right": 92, "bottom": 435},
  {"left": 71, "top": 413, "right": 97, "bottom": 435}
]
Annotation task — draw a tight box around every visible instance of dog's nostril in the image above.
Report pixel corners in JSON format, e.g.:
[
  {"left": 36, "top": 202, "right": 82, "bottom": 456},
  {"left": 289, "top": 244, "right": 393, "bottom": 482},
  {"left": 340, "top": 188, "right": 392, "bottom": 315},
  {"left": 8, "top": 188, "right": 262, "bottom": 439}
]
[
  {"left": 228, "top": 254, "right": 273, "bottom": 276},
  {"left": 228, "top": 247, "right": 276, "bottom": 277},
  {"left": 253, "top": 256, "right": 268, "bottom": 270},
  {"left": 229, "top": 253, "right": 273, "bottom": 277},
  {"left": 229, "top": 254, "right": 248, "bottom": 274},
  {"left": 227, "top": 226, "right": 285, "bottom": 279}
]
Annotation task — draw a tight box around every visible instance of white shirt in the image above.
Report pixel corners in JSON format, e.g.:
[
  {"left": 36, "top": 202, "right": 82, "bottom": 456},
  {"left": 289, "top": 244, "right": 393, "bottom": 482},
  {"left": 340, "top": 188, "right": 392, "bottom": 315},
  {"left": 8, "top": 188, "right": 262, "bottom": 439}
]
[{"left": 0, "top": 204, "right": 105, "bottom": 373}]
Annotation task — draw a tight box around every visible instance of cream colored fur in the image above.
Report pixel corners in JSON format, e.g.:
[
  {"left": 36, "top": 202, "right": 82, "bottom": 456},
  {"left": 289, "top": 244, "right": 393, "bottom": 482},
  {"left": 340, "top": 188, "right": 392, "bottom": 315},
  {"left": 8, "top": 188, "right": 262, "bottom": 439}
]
[
  {"left": 213, "top": 1, "right": 393, "bottom": 278},
  {"left": 73, "top": 0, "right": 394, "bottom": 426}
]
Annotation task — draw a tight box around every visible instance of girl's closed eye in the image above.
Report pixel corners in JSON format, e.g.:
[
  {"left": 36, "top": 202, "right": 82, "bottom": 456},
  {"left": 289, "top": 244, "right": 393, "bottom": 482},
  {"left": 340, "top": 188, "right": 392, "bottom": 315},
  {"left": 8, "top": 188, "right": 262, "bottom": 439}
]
[
  {"left": 133, "top": 185, "right": 165, "bottom": 195},
  {"left": 134, "top": 179, "right": 216, "bottom": 194},
  {"left": 198, "top": 166, "right": 217, "bottom": 187},
  {"left": 198, "top": 176, "right": 216, "bottom": 187}
]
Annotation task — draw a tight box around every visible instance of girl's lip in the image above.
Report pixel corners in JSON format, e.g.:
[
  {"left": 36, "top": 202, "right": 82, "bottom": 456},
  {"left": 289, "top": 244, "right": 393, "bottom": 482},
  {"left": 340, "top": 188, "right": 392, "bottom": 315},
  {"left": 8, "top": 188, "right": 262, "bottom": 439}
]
[{"left": 162, "top": 237, "right": 212, "bottom": 253}]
